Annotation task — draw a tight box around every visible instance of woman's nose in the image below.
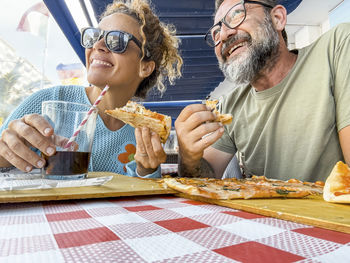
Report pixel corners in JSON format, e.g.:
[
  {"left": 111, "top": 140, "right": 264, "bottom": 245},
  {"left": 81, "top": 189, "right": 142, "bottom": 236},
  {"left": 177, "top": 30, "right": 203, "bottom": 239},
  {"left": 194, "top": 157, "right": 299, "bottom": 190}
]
[{"left": 93, "top": 34, "right": 108, "bottom": 52}]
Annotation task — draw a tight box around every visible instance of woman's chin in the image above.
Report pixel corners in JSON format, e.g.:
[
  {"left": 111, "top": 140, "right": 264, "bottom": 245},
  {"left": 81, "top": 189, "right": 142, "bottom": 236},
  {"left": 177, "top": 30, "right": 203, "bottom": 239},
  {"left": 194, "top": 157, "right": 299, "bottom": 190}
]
[{"left": 87, "top": 75, "right": 106, "bottom": 87}]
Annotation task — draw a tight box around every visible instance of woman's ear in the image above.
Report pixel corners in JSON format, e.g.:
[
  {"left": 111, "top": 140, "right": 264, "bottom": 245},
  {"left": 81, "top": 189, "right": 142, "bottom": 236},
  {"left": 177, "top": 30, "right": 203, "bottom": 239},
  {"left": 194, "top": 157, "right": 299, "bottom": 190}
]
[
  {"left": 271, "top": 4, "right": 287, "bottom": 31},
  {"left": 139, "top": 60, "right": 155, "bottom": 78}
]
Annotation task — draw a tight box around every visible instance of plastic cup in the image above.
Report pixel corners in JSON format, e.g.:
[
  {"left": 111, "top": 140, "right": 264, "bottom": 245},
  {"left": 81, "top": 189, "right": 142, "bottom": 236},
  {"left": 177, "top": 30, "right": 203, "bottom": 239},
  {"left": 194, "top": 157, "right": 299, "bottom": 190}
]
[{"left": 41, "top": 101, "right": 98, "bottom": 180}]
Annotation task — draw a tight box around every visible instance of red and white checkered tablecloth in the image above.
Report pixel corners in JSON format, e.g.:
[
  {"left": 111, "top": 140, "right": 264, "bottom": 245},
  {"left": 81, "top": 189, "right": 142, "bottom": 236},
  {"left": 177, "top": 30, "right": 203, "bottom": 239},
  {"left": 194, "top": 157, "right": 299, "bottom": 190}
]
[{"left": 1, "top": 195, "right": 350, "bottom": 263}]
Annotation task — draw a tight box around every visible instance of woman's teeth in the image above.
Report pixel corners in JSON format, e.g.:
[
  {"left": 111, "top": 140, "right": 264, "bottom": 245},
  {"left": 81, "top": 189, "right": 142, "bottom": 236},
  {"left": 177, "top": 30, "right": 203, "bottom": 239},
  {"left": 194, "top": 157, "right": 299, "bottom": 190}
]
[{"left": 92, "top": 60, "right": 112, "bottom": 67}]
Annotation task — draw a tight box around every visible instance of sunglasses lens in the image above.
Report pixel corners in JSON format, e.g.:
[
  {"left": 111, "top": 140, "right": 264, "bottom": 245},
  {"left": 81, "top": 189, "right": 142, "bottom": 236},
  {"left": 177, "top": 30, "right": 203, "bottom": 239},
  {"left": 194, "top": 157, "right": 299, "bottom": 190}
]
[
  {"left": 106, "top": 31, "right": 127, "bottom": 53},
  {"left": 81, "top": 28, "right": 134, "bottom": 54},
  {"left": 82, "top": 28, "right": 100, "bottom": 48}
]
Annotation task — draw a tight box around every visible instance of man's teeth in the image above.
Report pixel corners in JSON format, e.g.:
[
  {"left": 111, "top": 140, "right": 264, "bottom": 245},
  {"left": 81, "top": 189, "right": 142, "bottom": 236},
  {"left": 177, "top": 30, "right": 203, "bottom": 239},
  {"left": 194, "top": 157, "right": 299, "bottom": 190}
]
[
  {"left": 228, "top": 42, "right": 246, "bottom": 55},
  {"left": 92, "top": 60, "right": 112, "bottom": 66}
]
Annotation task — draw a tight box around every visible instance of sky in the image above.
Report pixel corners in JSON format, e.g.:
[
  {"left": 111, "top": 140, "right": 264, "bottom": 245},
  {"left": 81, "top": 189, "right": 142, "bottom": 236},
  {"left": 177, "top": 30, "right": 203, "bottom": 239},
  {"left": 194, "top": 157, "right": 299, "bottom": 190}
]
[
  {"left": 330, "top": 0, "right": 350, "bottom": 28},
  {"left": 0, "top": 0, "right": 86, "bottom": 85}
]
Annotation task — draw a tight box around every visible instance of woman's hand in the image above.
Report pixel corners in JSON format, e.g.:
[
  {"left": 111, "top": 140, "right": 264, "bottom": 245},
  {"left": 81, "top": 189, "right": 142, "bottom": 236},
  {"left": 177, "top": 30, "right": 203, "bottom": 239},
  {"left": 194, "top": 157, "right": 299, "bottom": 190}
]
[
  {"left": 0, "top": 114, "right": 56, "bottom": 172},
  {"left": 134, "top": 127, "right": 166, "bottom": 176}
]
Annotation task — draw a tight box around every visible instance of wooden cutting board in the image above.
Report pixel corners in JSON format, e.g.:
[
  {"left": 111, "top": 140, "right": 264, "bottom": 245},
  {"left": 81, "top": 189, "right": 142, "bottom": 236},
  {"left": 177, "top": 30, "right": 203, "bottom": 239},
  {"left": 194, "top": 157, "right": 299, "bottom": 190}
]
[
  {"left": 0, "top": 172, "right": 176, "bottom": 203},
  {"left": 3, "top": 173, "right": 350, "bottom": 235},
  {"left": 176, "top": 193, "right": 350, "bottom": 234}
]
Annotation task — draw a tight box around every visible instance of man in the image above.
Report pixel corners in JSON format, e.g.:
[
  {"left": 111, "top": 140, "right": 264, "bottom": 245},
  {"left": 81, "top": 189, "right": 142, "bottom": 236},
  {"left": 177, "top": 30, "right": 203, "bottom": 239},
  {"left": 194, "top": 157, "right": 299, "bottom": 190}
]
[{"left": 175, "top": 0, "right": 350, "bottom": 182}]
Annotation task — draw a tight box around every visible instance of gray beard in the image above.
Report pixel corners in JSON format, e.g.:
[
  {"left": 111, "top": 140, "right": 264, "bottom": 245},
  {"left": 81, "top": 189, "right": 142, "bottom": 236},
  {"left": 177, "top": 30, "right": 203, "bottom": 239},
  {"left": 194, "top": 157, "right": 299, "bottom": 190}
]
[{"left": 219, "top": 15, "right": 280, "bottom": 87}]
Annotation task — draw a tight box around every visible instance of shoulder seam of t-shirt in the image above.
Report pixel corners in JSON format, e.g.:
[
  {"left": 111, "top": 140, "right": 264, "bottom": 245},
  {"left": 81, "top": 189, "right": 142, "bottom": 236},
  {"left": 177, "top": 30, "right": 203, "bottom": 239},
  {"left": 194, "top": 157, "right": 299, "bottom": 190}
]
[{"left": 334, "top": 28, "right": 350, "bottom": 59}]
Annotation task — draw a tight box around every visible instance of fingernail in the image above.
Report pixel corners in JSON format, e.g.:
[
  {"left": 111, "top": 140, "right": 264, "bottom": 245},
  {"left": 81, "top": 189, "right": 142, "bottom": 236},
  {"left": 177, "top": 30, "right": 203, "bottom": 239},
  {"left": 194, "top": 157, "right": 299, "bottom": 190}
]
[
  {"left": 25, "top": 166, "right": 32, "bottom": 172},
  {"left": 220, "top": 127, "right": 224, "bottom": 133},
  {"left": 37, "top": 160, "right": 44, "bottom": 168},
  {"left": 44, "top": 128, "right": 51, "bottom": 135},
  {"left": 46, "top": 147, "right": 55, "bottom": 155},
  {"left": 151, "top": 132, "right": 157, "bottom": 136},
  {"left": 218, "top": 122, "right": 223, "bottom": 127}
]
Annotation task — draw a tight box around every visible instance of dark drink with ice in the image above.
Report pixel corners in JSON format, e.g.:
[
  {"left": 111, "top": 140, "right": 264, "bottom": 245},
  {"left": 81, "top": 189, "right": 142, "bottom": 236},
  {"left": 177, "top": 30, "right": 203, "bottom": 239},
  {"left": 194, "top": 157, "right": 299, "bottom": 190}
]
[
  {"left": 41, "top": 101, "right": 97, "bottom": 180},
  {"left": 42, "top": 151, "right": 91, "bottom": 178}
]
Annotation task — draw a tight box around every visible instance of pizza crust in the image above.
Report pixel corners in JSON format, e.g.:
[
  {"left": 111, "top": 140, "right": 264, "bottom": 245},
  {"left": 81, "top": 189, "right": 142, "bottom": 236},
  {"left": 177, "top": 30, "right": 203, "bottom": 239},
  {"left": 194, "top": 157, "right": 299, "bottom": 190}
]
[
  {"left": 164, "top": 178, "right": 202, "bottom": 196},
  {"left": 323, "top": 161, "right": 350, "bottom": 203},
  {"left": 105, "top": 101, "right": 172, "bottom": 143}
]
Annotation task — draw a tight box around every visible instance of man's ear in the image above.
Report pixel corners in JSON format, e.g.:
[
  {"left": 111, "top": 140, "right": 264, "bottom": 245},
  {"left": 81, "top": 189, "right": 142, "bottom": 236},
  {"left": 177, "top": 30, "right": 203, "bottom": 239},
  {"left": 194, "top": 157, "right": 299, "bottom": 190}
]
[
  {"left": 270, "top": 4, "right": 287, "bottom": 31},
  {"left": 139, "top": 60, "right": 155, "bottom": 78}
]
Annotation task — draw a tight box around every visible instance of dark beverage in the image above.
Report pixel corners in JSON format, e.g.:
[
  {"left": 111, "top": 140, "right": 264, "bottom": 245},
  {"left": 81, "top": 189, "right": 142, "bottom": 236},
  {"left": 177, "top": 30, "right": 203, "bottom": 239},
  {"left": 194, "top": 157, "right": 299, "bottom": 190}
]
[{"left": 42, "top": 151, "right": 91, "bottom": 176}]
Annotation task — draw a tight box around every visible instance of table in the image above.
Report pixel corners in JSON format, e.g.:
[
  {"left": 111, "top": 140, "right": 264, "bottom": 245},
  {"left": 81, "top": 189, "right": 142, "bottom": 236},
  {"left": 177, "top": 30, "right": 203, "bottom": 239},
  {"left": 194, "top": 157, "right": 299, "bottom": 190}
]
[{"left": 1, "top": 195, "right": 350, "bottom": 263}]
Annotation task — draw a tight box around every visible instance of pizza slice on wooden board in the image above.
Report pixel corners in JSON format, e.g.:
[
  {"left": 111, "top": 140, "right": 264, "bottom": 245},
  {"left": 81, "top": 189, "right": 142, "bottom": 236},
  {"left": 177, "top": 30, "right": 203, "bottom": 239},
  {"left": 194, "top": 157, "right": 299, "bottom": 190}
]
[
  {"left": 323, "top": 161, "right": 350, "bottom": 203},
  {"left": 162, "top": 176, "right": 323, "bottom": 200},
  {"left": 105, "top": 101, "right": 172, "bottom": 143}
]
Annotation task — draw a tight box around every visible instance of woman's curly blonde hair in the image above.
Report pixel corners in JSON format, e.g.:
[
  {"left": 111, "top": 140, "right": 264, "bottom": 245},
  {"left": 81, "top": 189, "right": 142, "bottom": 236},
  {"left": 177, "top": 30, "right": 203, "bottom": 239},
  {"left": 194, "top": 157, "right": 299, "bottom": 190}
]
[{"left": 101, "top": 0, "right": 183, "bottom": 98}]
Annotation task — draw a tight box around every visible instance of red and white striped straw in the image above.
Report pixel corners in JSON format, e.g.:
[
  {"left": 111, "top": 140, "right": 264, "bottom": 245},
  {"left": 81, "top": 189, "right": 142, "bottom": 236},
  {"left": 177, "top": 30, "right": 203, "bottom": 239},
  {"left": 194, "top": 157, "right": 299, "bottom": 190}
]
[{"left": 64, "top": 85, "right": 110, "bottom": 149}]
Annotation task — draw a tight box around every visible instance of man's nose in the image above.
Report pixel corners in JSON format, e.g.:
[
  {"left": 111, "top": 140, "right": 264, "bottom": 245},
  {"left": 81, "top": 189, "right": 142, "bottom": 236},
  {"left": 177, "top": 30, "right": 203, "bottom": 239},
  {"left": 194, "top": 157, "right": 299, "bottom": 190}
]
[{"left": 220, "top": 23, "right": 238, "bottom": 43}]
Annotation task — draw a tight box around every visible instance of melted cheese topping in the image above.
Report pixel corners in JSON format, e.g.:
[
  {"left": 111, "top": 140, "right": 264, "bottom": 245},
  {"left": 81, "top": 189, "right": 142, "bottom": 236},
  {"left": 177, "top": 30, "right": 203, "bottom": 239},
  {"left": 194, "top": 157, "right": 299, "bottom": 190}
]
[
  {"left": 122, "top": 101, "right": 165, "bottom": 121},
  {"left": 164, "top": 176, "right": 323, "bottom": 200}
]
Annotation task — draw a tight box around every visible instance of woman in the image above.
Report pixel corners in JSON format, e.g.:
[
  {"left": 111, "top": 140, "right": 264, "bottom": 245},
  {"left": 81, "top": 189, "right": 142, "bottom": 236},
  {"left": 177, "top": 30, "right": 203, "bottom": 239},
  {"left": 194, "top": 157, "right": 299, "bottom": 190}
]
[{"left": 0, "top": 0, "right": 182, "bottom": 177}]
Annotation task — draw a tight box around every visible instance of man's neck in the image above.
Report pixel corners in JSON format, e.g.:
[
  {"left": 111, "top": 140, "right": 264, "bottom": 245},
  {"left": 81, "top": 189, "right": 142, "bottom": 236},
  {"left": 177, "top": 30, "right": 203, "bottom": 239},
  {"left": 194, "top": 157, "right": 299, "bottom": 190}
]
[{"left": 251, "top": 50, "right": 298, "bottom": 92}]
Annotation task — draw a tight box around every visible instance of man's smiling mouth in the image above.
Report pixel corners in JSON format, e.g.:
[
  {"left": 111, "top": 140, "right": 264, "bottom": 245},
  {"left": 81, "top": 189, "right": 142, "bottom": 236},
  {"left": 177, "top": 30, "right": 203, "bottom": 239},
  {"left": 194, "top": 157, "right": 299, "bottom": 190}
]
[{"left": 228, "top": 41, "right": 248, "bottom": 55}]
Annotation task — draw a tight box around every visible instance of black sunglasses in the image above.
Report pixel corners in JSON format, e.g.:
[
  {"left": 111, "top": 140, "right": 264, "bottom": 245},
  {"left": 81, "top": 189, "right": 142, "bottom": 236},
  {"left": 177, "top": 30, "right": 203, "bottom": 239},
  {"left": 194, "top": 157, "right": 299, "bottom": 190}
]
[
  {"left": 81, "top": 27, "right": 144, "bottom": 54},
  {"left": 205, "top": 0, "right": 273, "bottom": 47}
]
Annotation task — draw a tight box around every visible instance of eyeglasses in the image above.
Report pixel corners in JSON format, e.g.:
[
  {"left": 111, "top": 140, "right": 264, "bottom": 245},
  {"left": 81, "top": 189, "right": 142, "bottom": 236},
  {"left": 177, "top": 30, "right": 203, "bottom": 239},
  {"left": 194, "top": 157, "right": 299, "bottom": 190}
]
[
  {"left": 204, "top": 0, "right": 273, "bottom": 47},
  {"left": 81, "top": 27, "right": 143, "bottom": 54}
]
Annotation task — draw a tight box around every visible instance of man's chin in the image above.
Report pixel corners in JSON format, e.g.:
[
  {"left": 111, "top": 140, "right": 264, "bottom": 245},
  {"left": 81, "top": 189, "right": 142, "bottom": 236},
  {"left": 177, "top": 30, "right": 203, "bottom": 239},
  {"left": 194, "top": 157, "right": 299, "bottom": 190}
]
[
  {"left": 220, "top": 60, "right": 251, "bottom": 87},
  {"left": 223, "top": 52, "right": 244, "bottom": 64}
]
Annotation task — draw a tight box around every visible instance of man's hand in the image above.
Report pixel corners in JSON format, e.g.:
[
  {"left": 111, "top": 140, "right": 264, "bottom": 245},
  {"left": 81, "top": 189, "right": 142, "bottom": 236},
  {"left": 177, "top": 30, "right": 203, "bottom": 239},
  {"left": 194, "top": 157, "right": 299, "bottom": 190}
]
[
  {"left": 175, "top": 104, "right": 224, "bottom": 177},
  {"left": 0, "top": 114, "right": 56, "bottom": 172},
  {"left": 134, "top": 127, "right": 166, "bottom": 176}
]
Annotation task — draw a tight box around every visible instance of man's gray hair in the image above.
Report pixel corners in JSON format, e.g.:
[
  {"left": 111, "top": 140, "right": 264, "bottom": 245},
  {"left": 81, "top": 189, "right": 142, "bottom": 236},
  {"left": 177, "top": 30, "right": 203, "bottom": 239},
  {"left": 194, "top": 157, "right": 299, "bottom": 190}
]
[{"left": 214, "top": 0, "right": 287, "bottom": 45}]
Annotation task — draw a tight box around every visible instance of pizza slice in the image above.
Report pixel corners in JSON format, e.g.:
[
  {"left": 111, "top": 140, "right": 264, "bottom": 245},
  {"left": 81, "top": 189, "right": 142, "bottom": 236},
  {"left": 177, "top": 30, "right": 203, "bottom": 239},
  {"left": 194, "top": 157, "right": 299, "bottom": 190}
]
[
  {"left": 105, "top": 101, "right": 172, "bottom": 143},
  {"left": 323, "top": 161, "right": 350, "bottom": 203},
  {"left": 206, "top": 100, "right": 233, "bottom": 125},
  {"left": 162, "top": 176, "right": 323, "bottom": 200}
]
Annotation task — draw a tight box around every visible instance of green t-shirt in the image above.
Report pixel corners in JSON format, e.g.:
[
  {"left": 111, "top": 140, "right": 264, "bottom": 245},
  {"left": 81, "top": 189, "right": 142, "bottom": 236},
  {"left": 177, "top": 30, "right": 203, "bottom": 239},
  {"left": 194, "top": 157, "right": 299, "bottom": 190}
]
[{"left": 212, "top": 23, "right": 350, "bottom": 182}]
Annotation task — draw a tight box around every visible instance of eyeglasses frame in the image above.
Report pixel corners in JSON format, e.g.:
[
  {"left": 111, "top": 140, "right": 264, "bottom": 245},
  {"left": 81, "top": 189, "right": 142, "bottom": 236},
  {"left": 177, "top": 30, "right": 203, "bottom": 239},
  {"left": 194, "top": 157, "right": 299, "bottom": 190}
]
[
  {"left": 80, "top": 27, "right": 143, "bottom": 54},
  {"left": 204, "top": 0, "right": 274, "bottom": 47}
]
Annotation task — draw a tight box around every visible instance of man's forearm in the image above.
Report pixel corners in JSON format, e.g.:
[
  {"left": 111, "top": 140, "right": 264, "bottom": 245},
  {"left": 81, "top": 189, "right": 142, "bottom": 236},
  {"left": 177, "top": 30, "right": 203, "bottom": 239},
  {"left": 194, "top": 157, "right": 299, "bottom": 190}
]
[{"left": 178, "top": 154, "right": 215, "bottom": 178}]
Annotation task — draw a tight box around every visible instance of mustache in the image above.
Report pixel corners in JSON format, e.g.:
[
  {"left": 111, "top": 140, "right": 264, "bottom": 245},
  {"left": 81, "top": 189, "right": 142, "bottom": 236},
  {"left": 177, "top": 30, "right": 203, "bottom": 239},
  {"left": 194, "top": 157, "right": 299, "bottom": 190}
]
[{"left": 221, "top": 33, "right": 252, "bottom": 57}]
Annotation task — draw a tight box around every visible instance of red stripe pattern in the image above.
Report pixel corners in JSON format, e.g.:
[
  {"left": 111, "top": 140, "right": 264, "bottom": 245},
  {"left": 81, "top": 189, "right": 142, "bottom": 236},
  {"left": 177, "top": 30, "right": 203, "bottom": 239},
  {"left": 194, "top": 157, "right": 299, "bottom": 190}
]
[{"left": 64, "top": 85, "right": 109, "bottom": 149}]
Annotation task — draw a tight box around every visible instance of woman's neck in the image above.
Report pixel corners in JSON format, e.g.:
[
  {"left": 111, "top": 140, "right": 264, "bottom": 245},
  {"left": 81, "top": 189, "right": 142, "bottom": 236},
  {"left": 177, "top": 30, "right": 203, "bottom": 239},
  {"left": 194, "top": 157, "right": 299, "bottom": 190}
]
[{"left": 86, "top": 85, "right": 134, "bottom": 131}]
